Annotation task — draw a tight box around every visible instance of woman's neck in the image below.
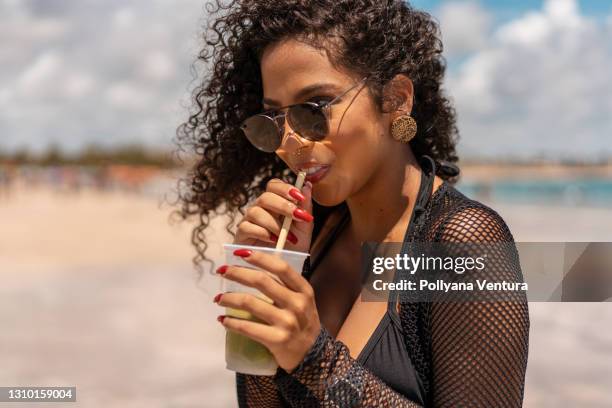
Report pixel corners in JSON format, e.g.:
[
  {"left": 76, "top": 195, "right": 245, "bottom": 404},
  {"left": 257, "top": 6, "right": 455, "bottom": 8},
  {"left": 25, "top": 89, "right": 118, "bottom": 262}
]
[{"left": 345, "top": 145, "right": 422, "bottom": 244}]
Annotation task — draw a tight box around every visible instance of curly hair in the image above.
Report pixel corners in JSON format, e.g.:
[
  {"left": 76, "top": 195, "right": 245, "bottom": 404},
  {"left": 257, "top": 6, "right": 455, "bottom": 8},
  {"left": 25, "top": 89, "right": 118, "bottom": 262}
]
[{"left": 173, "top": 0, "right": 459, "bottom": 276}]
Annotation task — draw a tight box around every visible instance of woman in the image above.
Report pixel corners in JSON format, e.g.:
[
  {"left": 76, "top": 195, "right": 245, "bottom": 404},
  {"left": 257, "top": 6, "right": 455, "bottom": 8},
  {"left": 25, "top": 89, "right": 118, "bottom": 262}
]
[{"left": 175, "top": 0, "right": 530, "bottom": 406}]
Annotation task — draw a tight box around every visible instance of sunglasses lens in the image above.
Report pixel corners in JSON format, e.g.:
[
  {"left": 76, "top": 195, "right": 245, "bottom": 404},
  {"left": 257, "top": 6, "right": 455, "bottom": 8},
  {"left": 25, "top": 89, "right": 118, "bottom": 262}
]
[
  {"left": 240, "top": 115, "right": 281, "bottom": 153},
  {"left": 288, "top": 104, "right": 328, "bottom": 140}
]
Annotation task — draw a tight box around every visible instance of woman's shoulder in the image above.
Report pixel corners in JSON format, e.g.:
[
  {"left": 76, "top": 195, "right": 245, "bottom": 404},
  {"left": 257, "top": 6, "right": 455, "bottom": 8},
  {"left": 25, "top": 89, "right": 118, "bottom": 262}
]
[{"left": 426, "top": 182, "right": 515, "bottom": 243}]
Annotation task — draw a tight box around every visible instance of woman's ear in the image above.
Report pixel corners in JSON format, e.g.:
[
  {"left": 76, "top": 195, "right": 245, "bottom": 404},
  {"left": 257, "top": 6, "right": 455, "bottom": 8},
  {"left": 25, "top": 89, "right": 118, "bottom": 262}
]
[{"left": 381, "top": 74, "right": 414, "bottom": 115}]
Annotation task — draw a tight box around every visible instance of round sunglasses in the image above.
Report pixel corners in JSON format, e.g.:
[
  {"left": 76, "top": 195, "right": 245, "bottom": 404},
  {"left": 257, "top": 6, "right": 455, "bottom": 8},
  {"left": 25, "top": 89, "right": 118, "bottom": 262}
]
[{"left": 240, "top": 77, "right": 368, "bottom": 153}]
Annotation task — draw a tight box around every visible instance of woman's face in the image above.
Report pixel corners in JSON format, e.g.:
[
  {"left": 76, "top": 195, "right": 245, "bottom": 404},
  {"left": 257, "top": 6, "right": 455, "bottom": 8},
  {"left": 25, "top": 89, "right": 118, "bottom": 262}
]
[{"left": 260, "top": 38, "right": 394, "bottom": 206}]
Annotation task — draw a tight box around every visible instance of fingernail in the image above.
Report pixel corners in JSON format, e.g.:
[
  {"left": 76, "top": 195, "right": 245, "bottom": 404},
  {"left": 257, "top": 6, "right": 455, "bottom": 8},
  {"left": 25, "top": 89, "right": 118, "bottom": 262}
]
[
  {"left": 289, "top": 188, "right": 305, "bottom": 202},
  {"left": 216, "top": 265, "right": 228, "bottom": 275},
  {"left": 213, "top": 293, "right": 222, "bottom": 303},
  {"left": 269, "top": 232, "right": 278, "bottom": 242},
  {"left": 293, "top": 208, "right": 313, "bottom": 222},
  {"left": 234, "top": 248, "right": 252, "bottom": 257},
  {"left": 288, "top": 231, "right": 298, "bottom": 244},
  {"left": 217, "top": 315, "right": 226, "bottom": 324}
]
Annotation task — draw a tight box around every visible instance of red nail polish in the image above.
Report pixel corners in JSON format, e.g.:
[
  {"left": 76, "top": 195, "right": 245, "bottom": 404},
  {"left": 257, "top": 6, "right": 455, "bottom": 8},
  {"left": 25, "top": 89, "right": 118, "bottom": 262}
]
[
  {"left": 293, "top": 208, "right": 313, "bottom": 222},
  {"left": 213, "top": 293, "right": 222, "bottom": 303},
  {"left": 216, "top": 265, "right": 228, "bottom": 275},
  {"left": 234, "top": 248, "right": 252, "bottom": 257},
  {"left": 269, "top": 232, "right": 278, "bottom": 242},
  {"left": 217, "top": 315, "right": 226, "bottom": 323},
  {"left": 289, "top": 188, "right": 305, "bottom": 202},
  {"left": 288, "top": 231, "right": 298, "bottom": 244}
]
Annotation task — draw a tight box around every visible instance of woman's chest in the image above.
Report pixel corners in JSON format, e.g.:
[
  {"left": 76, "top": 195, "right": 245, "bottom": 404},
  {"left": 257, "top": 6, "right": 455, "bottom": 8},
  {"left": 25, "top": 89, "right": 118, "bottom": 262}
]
[
  {"left": 308, "top": 230, "right": 390, "bottom": 359},
  {"left": 309, "top": 244, "right": 362, "bottom": 337}
]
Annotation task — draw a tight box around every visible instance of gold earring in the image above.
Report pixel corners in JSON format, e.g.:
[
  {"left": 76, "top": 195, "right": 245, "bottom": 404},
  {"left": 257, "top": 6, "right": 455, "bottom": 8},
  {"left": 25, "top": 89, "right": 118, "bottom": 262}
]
[{"left": 391, "top": 114, "right": 417, "bottom": 143}]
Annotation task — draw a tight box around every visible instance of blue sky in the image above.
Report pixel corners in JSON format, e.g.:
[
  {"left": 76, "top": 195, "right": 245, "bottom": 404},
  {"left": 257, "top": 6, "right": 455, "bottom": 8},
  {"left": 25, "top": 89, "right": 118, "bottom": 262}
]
[
  {"left": 0, "top": 0, "right": 611, "bottom": 160},
  {"left": 413, "top": 0, "right": 612, "bottom": 19}
]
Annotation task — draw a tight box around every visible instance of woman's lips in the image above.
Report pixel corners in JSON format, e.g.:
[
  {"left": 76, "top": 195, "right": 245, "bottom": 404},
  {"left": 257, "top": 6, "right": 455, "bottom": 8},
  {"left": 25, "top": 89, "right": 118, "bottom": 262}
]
[{"left": 303, "top": 165, "right": 330, "bottom": 183}]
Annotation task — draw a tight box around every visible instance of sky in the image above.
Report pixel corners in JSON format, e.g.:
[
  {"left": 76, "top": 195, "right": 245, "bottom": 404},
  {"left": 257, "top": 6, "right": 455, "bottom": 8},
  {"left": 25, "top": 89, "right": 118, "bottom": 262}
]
[{"left": 0, "top": 0, "right": 611, "bottom": 160}]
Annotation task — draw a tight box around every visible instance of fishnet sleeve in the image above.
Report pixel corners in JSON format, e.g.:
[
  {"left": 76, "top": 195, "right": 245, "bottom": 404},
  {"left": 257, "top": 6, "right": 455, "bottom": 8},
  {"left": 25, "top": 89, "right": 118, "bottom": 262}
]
[
  {"left": 236, "top": 372, "right": 285, "bottom": 407},
  {"left": 428, "top": 205, "right": 530, "bottom": 407},
  {"left": 273, "top": 326, "right": 422, "bottom": 407}
]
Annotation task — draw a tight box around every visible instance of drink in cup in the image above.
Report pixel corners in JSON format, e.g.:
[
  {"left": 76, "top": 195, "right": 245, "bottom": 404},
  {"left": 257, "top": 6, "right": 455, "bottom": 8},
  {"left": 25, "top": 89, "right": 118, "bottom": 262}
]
[{"left": 222, "top": 243, "right": 309, "bottom": 375}]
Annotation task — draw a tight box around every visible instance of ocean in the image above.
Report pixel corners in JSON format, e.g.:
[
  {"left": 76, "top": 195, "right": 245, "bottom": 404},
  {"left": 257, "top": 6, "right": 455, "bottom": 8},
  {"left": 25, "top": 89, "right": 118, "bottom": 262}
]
[{"left": 457, "top": 178, "right": 612, "bottom": 207}]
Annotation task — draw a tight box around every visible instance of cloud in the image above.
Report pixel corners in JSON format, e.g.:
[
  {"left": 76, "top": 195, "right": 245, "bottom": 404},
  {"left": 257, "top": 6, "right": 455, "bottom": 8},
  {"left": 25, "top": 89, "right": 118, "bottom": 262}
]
[
  {"left": 0, "top": 0, "right": 205, "bottom": 153},
  {"left": 17, "top": 50, "right": 64, "bottom": 92},
  {"left": 437, "top": 1, "right": 493, "bottom": 58},
  {"left": 447, "top": 0, "right": 612, "bottom": 160}
]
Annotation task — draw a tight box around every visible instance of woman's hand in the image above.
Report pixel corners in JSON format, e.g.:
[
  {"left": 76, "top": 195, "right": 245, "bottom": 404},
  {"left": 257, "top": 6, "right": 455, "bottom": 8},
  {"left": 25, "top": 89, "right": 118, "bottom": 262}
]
[
  {"left": 215, "top": 248, "right": 321, "bottom": 373},
  {"left": 233, "top": 178, "right": 314, "bottom": 253}
]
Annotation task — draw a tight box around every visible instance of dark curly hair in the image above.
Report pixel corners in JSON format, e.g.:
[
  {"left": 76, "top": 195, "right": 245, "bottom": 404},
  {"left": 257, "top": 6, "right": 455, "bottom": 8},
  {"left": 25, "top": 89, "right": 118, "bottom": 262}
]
[{"left": 173, "top": 0, "right": 459, "bottom": 276}]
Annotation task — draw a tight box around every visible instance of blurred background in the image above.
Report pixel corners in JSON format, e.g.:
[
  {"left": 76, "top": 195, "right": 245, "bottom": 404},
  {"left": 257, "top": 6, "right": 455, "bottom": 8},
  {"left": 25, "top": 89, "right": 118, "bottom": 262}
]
[{"left": 1, "top": 0, "right": 611, "bottom": 406}]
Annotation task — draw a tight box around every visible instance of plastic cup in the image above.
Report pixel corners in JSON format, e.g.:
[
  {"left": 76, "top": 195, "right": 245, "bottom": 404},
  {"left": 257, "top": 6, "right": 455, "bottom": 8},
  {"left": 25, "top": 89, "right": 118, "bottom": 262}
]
[{"left": 222, "top": 243, "right": 309, "bottom": 375}]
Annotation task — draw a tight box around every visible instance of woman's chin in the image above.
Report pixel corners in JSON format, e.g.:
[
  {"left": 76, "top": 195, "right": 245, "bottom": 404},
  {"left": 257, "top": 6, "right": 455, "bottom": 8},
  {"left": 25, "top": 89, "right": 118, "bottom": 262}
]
[{"left": 311, "top": 185, "right": 346, "bottom": 207}]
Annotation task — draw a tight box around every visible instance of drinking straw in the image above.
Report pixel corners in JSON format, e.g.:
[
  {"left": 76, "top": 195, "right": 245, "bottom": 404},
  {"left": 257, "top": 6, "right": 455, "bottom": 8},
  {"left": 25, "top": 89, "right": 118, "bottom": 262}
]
[{"left": 275, "top": 171, "right": 307, "bottom": 250}]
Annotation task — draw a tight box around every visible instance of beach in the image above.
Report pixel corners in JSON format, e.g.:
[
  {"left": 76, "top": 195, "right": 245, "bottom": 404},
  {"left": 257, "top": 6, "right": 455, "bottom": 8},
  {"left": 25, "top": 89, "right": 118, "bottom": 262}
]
[{"left": 1, "top": 181, "right": 611, "bottom": 407}]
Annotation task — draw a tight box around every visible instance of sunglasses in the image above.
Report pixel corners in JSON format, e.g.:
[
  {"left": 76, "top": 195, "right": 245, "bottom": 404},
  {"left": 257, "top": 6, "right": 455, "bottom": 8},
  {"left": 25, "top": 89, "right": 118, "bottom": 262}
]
[{"left": 240, "top": 76, "right": 368, "bottom": 153}]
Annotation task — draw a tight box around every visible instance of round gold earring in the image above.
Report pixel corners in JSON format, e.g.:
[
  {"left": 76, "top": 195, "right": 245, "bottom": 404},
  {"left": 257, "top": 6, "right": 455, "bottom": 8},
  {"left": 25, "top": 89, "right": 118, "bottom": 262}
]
[{"left": 391, "top": 114, "right": 417, "bottom": 143}]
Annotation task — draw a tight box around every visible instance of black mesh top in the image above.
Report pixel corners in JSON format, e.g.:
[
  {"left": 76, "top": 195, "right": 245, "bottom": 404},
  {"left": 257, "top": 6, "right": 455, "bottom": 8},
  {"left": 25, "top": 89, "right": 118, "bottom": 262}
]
[{"left": 236, "top": 157, "right": 530, "bottom": 407}]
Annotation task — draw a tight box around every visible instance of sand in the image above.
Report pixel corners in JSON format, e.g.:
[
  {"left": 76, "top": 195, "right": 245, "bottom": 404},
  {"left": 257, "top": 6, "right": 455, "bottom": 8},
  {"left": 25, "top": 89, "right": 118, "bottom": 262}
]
[{"left": 1, "top": 185, "right": 611, "bottom": 407}]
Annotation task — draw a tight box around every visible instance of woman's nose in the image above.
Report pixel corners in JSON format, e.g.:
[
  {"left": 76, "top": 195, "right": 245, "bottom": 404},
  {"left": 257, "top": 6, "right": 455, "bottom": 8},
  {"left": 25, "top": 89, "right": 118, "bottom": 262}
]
[{"left": 279, "top": 124, "right": 312, "bottom": 153}]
